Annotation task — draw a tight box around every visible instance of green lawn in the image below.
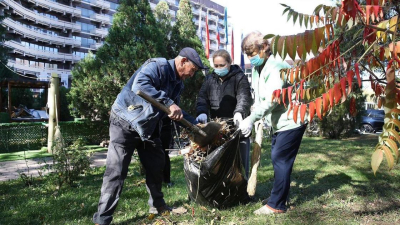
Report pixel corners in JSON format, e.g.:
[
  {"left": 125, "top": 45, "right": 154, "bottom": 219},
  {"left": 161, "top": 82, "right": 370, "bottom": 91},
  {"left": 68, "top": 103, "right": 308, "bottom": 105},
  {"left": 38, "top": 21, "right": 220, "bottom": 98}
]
[
  {"left": 0, "top": 145, "right": 107, "bottom": 162},
  {"left": 1, "top": 135, "right": 399, "bottom": 224}
]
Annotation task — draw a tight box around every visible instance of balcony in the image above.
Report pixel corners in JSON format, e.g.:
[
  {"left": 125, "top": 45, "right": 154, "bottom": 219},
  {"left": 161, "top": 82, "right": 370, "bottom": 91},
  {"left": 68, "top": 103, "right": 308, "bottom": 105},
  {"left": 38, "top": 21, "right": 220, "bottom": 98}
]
[
  {"left": 27, "top": 0, "right": 81, "bottom": 17},
  {"left": 90, "top": 42, "right": 103, "bottom": 49},
  {"left": 210, "top": 44, "right": 218, "bottom": 50},
  {"left": 192, "top": 8, "right": 199, "bottom": 15},
  {"left": 150, "top": 2, "right": 156, "bottom": 10},
  {"left": 89, "top": 0, "right": 110, "bottom": 10},
  {"left": 218, "top": 19, "right": 224, "bottom": 25},
  {"left": 165, "top": 0, "right": 175, "bottom": 6},
  {"left": 3, "top": 18, "right": 81, "bottom": 47},
  {"left": 208, "top": 25, "right": 217, "bottom": 31},
  {"left": 8, "top": 59, "right": 72, "bottom": 75},
  {"left": 90, "top": 28, "right": 108, "bottom": 37},
  {"left": 4, "top": 40, "right": 81, "bottom": 62},
  {"left": 0, "top": 0, "right": 81, "bottom": 31},
  {"left": 170, "top": 9, "right": 175, "bottom": 18},
  {"left": 208, "top": 15, "right": 218, "bottom": 22},
  {"left": 219, "top": 27, "right": 225, "bottom": 34},
  {"left": 90, "top": 14, "right": 110, "bottom": 24}
]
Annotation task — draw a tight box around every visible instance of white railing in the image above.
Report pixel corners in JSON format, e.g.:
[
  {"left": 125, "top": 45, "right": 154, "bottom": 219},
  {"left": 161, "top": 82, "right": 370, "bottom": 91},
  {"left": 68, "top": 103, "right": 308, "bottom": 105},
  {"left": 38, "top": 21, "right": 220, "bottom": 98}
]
[
  {"left": 166, "top": 0, "right": 175, "bottom": 6},
  {"left": 90, "top": 42, "right": 103, "bottom": 49},
  {"left": 208, "top": 15, "right": 218, "bottom": 22},
  {"left": 192, "top": 8, "right": 199, "bottom": 15},
  {"left": 8, "top": 59, "right": 72, "bottom": 74},
  {"left": 218, "top": 19, "right": 224, "bottom": 25},
  {"left": 0, "top": 0, "right": 81, "bottom": 31},
  {"left": 4, "top": 40, "right": 81, "bottom": 62},
  {"left": 90, "top": 14, "right": 110, "bottom": 24},
  {"left": 150, "top": 2, "right": 156, "bottom": 10},
  {"left": 209, "top": 34, "right": 216, "bottom": 39},
  {"left": 89, "top": 0, "right": 110, "bottom": 10},
  {"left": 90, "top": 28, "right": 108, "bottom": 37},
  {"left": 208, "top": 25, "right": 217, "bottom": 31},
  {"left": 219, "top": 27, "right": 225, "bottom": 34},
  {"left": 3, "top": 18, "right": 81, "bottom": 47},
  {"left": 27, "top": 0, "right": 81, "bottom": 17}
]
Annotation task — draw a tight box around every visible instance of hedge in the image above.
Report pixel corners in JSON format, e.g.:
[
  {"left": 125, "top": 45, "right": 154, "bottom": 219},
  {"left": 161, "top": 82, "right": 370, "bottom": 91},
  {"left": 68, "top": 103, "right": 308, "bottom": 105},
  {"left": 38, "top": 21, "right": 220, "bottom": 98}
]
[{"left": 0, "top": 121, "right": 109, "bottom": 153}]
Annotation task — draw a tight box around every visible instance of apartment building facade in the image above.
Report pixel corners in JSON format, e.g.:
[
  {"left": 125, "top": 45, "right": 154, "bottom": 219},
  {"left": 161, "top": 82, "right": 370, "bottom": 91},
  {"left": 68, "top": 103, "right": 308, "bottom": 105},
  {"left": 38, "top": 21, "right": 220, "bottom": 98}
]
[
  {"left": 0, "top": 0, "right": 225, "bottom": 88},
  {"left": 149, "top": 0, "right": 227, "bottom": 56}
]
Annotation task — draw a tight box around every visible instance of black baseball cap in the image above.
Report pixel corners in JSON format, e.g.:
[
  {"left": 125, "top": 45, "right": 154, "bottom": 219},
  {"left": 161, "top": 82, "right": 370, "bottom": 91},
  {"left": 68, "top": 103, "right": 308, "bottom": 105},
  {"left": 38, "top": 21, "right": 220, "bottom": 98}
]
[{"left": 179, "top": 47, "right": 207, "bottom": 70}]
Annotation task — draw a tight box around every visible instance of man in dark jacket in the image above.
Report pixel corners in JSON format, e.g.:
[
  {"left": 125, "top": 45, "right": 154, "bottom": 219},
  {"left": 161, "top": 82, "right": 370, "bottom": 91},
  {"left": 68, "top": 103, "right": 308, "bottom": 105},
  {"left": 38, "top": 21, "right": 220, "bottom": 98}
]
[
  {"left": 196, "top": 49, "right": 252, "bottom": 178},
  {"left": 93, "top": 47, "right": 206, "bottom": 225}
]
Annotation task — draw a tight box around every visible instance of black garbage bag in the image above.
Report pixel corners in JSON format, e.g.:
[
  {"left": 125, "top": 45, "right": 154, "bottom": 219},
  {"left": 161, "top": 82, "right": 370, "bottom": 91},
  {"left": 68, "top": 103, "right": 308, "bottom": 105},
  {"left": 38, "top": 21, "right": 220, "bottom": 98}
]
[{"left": 183, "top": 129, "right": 248, "bottom": 209}]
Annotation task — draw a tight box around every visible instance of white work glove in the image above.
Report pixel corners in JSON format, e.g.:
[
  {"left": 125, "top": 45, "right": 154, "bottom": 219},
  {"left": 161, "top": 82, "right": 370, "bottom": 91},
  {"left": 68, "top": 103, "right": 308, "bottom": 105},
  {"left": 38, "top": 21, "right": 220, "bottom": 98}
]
[
  {"left": 196, "top": 113, "right": 207, "bottom": 124},
  {"left": 239, "top": 117, "right": 253, "bottom": 138},
  {"left": 233, "top": 113, "right": 243, "bottom": 126}
]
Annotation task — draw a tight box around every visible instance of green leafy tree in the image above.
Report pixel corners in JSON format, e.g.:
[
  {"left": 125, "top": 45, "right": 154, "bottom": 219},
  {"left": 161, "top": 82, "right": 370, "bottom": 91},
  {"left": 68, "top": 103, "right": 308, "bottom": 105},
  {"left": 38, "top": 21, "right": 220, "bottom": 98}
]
[
  {"left": 69, "top": 52, "right": 102, "bottom": 119},
  {"left": 169, "top": 0, "right": 210, "bottom": 115},
  {"left": 0, "top": 12, "right": 15, "bottom": 111},
  {"left": 69, "top": 0, "right": 166, "bottom": 120},
  {"left": 11, "top": 89, "right": 35, "bottom": 109},
  {"left": 0, "top": 13, "right": 12, "bottom": 81},
  {"left": 154, "top": 0, "right": 173, "bottom": 58},
  {"left": 59, "top": 86, "right": 72, "bottom": 121}
]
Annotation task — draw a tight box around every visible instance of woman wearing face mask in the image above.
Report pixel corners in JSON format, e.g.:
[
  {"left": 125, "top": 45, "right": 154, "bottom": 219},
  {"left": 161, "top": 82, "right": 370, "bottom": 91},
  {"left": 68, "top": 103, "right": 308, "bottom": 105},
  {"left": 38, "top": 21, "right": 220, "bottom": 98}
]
[
  {"left": 239, "top": 31, "right": 308, "bottom": 215},
  {"left": 196, "top": 49, "right": 252, "bottom": 178}
]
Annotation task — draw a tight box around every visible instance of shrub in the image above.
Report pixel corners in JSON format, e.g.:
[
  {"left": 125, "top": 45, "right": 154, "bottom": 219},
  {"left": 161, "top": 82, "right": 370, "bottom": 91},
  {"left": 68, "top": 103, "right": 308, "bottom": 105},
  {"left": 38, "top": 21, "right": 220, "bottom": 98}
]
[{"left": 50, "top": 138, "right": 91, "bottom": 188}]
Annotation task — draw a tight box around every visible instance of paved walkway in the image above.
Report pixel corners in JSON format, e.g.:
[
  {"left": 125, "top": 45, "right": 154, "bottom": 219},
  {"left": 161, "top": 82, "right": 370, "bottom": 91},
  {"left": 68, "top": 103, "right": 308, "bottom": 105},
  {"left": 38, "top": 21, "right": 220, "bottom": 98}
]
[
  {"left": 0, "top": 150, "right": 181, "bottom": 182},
  {"left": 0, "top": 151, "right": 110, "bottom": 182}
]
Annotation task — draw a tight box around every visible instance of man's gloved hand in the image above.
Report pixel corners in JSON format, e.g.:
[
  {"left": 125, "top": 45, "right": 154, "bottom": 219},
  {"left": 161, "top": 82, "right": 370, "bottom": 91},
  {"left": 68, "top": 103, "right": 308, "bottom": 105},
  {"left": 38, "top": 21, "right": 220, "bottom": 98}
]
[
  {"left": 196, "top": 113, "right": 207, "bottom": 124},
  {"left": 233, "top": 113, "right": 243, "bottom": 126},
  {"left": 239, "top": 117, "right": 253, "bottom": 137}
]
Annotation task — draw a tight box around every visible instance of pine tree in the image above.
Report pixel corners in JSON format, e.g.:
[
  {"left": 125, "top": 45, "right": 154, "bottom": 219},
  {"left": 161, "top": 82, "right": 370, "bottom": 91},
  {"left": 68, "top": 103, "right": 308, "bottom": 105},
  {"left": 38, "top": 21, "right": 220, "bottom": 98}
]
[
  {"left": 169, "top": 0, "right": 210, "bottom": 115},
  {"left": 154, "top": 0, "right": 173, "bottom": 58},
  {"left": 0, "top": 12, "right": 16, "bottom": 111},
  {"left": 0, "top": 13, "right": 12, "bottom": 81},
  {"left": 69, "top": 0, "right": 166, "bottom": 120}
]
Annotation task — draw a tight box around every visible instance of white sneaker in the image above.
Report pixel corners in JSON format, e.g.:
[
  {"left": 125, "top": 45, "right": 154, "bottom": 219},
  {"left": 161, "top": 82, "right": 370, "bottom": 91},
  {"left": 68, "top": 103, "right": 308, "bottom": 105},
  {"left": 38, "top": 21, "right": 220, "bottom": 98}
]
[{"left": 253, "top": 205, "right": 285, "bottom": 215}]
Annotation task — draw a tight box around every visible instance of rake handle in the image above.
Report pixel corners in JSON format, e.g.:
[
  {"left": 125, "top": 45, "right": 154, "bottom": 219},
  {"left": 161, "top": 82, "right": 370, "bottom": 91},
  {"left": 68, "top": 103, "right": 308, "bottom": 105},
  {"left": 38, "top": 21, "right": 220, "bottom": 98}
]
[{"left": 136, "top": 90, "right": 206, "bottom": 137}]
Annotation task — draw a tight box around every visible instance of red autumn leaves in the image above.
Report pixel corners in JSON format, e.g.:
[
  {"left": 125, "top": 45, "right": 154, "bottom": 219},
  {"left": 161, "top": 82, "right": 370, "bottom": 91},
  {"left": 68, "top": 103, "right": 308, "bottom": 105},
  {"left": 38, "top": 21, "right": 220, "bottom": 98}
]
[{"left": 269, "top": 39, "right": 362, "bottom": 123}]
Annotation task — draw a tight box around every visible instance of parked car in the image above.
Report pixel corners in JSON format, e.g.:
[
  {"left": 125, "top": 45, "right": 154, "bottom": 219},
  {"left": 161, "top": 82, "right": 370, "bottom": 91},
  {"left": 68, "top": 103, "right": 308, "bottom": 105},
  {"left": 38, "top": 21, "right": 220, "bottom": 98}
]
[{"left": 360, "top": 109, "right": 384, "bottom": 133}]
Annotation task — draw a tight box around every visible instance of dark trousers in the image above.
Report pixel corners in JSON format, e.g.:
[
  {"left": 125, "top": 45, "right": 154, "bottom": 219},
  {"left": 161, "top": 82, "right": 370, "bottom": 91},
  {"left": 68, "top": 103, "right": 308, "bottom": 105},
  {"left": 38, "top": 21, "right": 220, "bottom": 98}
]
[
  {"left": 160, "top": 125, "right": 173, "bottom": 183},
  {"left": 267, "top": 125, "right": 307, "bottom": 211},
  {"left": 93, "top": 118, "right": 166, "bottom": 225},
  {"left": 239, "top": 137, "right": 250, "bottom": 179}
]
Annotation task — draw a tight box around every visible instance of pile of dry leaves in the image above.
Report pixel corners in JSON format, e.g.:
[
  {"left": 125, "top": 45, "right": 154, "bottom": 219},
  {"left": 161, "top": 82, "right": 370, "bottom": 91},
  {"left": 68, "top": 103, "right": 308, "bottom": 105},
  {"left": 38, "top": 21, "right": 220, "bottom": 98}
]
[{"left": 181, "top": 118, "right": 236, "bottom": 162}]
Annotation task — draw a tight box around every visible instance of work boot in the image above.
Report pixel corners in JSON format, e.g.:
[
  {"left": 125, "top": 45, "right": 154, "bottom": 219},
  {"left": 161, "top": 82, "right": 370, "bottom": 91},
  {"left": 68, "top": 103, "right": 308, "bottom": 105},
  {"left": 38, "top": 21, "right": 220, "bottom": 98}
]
[{"left": 156, "top": 204, "right": 172, "bottom": 216}]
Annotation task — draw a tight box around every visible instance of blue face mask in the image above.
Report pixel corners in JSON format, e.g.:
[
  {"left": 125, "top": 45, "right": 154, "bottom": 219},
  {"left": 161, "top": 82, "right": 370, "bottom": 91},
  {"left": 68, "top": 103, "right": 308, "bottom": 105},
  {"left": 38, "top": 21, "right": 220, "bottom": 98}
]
[
  {"left": 214, "top": 67, "right": 229, "bottom": 77},
  {"left": 250, "top": 54, "right": 265, "bottom": 66}
]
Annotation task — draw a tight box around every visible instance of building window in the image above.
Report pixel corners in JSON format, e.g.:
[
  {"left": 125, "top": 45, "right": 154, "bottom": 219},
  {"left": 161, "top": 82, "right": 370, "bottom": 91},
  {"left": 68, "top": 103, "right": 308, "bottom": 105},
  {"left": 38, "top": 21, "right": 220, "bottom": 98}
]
[
  {"left": 110, "top": 2, "right": 119, "bottom": 10},
  {"left": 78, "top": 7, "right": 95, "bottom": 18},
  {"left": 175, "top": 0, "right": 179, "bottom": 6}
]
